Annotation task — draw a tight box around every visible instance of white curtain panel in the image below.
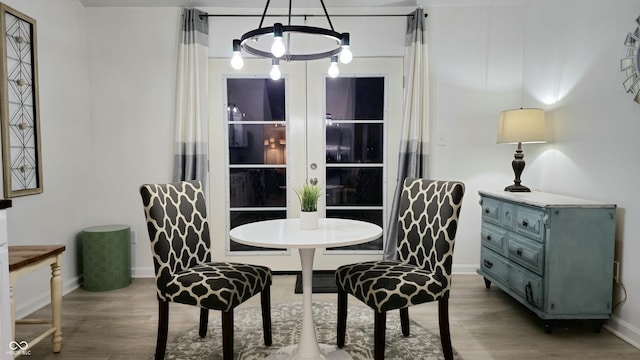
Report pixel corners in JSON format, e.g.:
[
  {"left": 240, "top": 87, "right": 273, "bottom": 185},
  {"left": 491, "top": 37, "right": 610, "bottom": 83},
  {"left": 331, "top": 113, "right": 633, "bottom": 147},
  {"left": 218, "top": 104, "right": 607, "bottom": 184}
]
[
  {"left": 383, "top": 8, "right": 430, "bottom": 260},
  {"left": 172, "top": 8, "right": 209, "bottom": 188}
]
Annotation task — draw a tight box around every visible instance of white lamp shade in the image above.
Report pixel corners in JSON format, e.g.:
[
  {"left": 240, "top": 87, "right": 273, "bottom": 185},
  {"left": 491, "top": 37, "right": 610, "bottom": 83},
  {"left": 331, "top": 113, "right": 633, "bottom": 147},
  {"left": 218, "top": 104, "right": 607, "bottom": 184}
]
[{"left": 497, "top": 108, "right": 546, "bottom": 144}]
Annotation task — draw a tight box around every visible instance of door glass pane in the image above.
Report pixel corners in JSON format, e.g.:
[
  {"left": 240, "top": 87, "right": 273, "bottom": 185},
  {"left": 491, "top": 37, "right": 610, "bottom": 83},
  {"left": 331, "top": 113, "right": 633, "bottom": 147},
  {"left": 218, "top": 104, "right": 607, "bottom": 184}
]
[
  {"left": 227, "top": 79, "right": 285, "bottom": 122},
  {"left": 227, "top": 78, "right": 287, "bottom": 253},
  {"left": 325, "top": 76, "right": 386, "bottom": 252},
  {"left": 326, "top": 123, "right": 383, "bottom": 163},
  {"left": 230, "top": 124, "right": 287, "bottom": 164},
  {"left": 229, "top": 168, "right": 286, "bottom": 207},
  {"left": 326, "top": 167, "right": 382, "bottom": 206},
  {"left": 326, "top": 77, "right": 384, "bottom": 120}
]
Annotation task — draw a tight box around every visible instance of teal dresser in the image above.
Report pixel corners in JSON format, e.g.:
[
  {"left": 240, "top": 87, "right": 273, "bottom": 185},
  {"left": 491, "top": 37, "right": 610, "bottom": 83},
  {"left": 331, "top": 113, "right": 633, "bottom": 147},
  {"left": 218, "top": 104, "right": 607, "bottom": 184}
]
[{"left": 477, "top": 190, "right": 616, "bottom": 333}]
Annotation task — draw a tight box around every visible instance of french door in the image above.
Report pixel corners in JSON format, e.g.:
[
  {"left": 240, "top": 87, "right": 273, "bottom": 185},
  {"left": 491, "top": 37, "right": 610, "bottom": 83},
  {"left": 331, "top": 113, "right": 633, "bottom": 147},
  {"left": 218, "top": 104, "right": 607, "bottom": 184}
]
[{"left": 208, "top": 57, "right": 402, "bottom": 271}]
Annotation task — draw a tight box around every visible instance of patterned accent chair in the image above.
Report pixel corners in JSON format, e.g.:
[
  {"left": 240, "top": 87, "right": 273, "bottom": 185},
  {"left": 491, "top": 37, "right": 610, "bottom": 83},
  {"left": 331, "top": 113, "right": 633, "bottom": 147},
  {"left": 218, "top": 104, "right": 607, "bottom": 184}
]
[
  {"left": 335, "top": 178, "right": 465, "bottom": 360},
  {"left": 139, "top": 181, "right": 272, "bottom": 360}
]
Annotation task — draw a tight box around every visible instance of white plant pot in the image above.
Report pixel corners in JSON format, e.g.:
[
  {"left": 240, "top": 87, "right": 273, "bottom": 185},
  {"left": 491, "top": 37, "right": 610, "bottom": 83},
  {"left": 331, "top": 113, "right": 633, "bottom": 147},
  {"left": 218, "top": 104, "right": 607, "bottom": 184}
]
[{"left": 299, "top": 211, "right": 319, "bottom": 230}]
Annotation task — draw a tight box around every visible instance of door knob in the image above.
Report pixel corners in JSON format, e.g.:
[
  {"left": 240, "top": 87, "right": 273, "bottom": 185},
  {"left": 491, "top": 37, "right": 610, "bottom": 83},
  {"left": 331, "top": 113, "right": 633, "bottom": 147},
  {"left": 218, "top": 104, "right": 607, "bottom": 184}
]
[{"left": 309, "top": 177, "right": 318, "bottom": 185}]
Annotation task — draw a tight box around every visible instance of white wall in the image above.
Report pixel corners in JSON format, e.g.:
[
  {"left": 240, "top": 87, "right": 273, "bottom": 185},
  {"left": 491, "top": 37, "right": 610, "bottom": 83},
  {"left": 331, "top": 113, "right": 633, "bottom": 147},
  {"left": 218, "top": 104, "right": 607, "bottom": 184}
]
[
  {"left": 422, "top": 0, "right": 640, "bottom": 348},
  {"left": 6, "top": 0, "right": 640, "bottom": 351},
  {"left": 0, "top": 0, "right": 95, "bottom": 318}
]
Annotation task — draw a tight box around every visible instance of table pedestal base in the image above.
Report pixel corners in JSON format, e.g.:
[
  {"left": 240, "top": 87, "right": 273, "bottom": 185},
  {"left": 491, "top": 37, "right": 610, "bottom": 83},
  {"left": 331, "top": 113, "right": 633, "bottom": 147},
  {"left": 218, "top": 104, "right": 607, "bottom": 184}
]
[{"left": 265, "top": 343, "right": 353, "bottom": 360}]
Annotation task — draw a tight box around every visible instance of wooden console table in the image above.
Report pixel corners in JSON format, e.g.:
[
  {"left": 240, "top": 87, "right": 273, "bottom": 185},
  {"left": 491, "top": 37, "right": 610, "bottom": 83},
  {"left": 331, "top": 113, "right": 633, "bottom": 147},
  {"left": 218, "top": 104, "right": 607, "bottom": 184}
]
[{"left": 9, "top": 245, "right": 65, "bottom": 357}]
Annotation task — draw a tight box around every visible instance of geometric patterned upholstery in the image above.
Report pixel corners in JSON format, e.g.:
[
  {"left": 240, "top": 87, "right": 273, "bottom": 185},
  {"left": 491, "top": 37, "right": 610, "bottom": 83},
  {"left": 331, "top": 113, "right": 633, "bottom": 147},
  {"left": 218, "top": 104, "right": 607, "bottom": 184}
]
[
  {"left": 140, "top": 181, "right": 272, "bottom": 311},
  {"left": 139, "top": 180, "right": 272, "bottom": 360},
  {"left": 335, "top": 178, "right": 465, "bottom": 360}
]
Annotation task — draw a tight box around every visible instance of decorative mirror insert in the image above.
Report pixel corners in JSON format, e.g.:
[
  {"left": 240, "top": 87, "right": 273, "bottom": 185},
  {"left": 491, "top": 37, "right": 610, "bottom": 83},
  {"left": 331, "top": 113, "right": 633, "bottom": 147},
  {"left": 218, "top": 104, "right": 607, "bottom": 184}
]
[{"left": 0, "top": 4, "right": 41, "bottom": 197}]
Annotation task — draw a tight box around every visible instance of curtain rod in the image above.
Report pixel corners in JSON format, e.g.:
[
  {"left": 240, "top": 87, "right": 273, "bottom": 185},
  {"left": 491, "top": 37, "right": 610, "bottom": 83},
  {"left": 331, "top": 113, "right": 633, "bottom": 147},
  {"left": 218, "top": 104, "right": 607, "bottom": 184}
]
[{"left": 200, "top": 13, "right": 427, "bottom": 18}]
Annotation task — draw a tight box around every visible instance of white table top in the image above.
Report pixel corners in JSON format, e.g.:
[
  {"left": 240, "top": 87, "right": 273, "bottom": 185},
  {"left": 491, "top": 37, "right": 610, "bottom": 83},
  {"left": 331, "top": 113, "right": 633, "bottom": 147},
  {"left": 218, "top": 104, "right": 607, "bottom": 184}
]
[{"left": 229, "top": 218, "right": 382, "bottom": 249}]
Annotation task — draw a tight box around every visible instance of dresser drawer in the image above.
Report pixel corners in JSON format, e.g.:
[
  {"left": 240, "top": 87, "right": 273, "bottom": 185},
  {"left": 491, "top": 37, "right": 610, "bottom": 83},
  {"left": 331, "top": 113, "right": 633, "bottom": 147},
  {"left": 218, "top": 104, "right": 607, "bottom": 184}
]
[
  {"left": 515, "top": 207, "right": 545, "bottom": 242},
  {"left": 507, "top": 233, "right": 545, "bottom": 275},
  {"left": 501, "top": 203, "right": 515, "bottom": 229},
  {"left": 480, "top": 250, "right": 543, "bottom": 310},
  {"left": 481, "top": 198, "right": 501, "bottom": 225},
  {"left": 481, "top": 223, "right": 506, "bottom": 254}
]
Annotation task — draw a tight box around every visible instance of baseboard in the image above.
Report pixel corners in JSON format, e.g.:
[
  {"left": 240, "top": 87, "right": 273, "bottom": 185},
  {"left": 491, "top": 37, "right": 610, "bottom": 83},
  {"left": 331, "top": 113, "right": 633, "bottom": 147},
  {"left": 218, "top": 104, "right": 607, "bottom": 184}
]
[
  {"left": 604, "top": 315, "right": 640, "bottom": 350},
  {"left": 452, "top": 263, "right": 479, "bottom": 274},
  {"left": 14, "top": 276, "right": 81, "bottom": 320},
  {"left": 132, "top": 266, "right": 155, "bottom": 278}
]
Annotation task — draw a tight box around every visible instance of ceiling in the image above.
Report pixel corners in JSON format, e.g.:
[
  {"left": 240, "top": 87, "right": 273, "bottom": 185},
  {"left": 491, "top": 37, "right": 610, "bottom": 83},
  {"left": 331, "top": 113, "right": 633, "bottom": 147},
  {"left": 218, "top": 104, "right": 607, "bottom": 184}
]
[{"left": 78, "top": 0, "right": 419, "bottom": 8}]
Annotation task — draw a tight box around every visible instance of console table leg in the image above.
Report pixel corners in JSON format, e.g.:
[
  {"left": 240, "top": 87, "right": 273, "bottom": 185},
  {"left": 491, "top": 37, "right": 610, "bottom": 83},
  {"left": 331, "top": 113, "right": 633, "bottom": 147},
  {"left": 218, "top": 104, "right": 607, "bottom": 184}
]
[
  {"left": 544, "top": 320, "right": 554, "bottom": 334},
  {"left": 51, "top": 255, "right": 63, "bottom": 352},
  {"left": 483, "top": 277, "right": 491, "bottom": 289}
]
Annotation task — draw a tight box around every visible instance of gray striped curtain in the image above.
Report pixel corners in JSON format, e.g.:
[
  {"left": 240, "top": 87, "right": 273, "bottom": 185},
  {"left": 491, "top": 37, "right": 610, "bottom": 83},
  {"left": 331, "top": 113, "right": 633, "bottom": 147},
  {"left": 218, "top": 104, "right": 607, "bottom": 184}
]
[
  {"left": 172, "top": 8, "right": 209, "bottom": 189},
  {"left": 383, "top": 8, "right": 430, "bottom": 260}
]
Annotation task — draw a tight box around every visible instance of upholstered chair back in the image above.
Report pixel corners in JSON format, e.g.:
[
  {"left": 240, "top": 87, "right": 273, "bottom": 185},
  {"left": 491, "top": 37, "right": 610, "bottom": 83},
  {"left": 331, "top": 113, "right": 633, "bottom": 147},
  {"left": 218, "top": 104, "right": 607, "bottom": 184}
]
[
  {"left": 140, "top": 180, "right": 211, "bottom": 298},
  {"left": 395, "top": 178, "right": 465, "bottom": 289}
]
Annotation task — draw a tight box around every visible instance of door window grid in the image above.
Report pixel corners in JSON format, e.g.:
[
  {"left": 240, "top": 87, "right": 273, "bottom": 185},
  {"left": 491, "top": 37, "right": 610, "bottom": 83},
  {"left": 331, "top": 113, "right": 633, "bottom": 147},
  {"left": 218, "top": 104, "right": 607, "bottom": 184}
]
[{"left": 225, "top": 77, "right": 288, "bottom": 254}]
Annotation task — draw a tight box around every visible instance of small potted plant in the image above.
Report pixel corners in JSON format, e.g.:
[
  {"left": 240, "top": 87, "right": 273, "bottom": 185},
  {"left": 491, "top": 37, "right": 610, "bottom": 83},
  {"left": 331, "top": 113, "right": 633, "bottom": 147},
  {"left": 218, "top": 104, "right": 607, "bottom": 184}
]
[{"left": 295, "top": 184, "right": 322, "bottom": 229}]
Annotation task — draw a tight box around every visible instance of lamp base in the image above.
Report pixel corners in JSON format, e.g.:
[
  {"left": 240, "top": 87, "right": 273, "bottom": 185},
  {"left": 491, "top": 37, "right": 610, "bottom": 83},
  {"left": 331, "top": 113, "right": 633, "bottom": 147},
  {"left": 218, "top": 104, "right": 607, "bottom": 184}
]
[{"left": 504, "top": 184, "right": 531, "bottom": 192}]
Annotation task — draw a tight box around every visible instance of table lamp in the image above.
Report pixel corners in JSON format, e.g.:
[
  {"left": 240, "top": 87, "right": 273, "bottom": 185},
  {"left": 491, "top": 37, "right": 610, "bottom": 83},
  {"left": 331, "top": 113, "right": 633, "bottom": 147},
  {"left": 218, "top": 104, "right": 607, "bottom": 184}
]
[{"left": 497, "top": 108, "right": 546, "bottom": 192}]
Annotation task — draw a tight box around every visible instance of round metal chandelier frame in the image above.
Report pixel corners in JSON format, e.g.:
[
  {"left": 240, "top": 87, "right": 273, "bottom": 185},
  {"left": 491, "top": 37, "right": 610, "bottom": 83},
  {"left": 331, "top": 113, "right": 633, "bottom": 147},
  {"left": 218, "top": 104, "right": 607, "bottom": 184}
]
[
  {"left": 233, "top": 0, "right": 350, "bottom": 62},
  {"left": 240, "top": 25, "right": 345, "bottom": 61}
]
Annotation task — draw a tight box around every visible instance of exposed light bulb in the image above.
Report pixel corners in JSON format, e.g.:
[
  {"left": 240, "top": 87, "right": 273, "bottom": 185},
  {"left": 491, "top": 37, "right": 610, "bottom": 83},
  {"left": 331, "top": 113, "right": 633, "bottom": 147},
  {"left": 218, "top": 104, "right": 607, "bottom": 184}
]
[
  {"left": 231, "top": 39, "right": 244, "bottom": 69},
  {"left": 328, "top": 56, "right": 339, "bottom": 78},
  {"left": 231, "top": 51, "right": 244, "bottom": 69},
  {"left": 339, "top": 33, "right": 352, "bottom": 64},
  {"left": 271, "top": 23, "right": 286, "bottom": 58},
  {"left": 339, "top": 46, "right": 352, "bottom": 64},
  {"left": 271, "top": 37, "right": 285, "bottom": 58},
  {"left": 270, "top": 59, "right": 281, "bottom": 80}
]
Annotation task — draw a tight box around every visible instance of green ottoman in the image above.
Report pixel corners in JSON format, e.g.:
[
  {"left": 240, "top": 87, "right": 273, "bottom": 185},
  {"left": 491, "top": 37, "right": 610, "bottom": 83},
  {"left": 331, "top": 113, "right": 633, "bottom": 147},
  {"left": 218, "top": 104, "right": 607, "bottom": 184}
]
[{"left": 81, "top": 225, "right": 131, "bottom": 291}]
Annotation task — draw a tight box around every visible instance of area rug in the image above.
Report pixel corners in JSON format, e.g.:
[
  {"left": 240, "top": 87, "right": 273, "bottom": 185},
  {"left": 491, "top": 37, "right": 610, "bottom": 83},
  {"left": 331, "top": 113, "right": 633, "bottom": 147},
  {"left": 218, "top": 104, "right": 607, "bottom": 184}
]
[{"left": 162, "top": 302, "right": 459, "bottom": 360}]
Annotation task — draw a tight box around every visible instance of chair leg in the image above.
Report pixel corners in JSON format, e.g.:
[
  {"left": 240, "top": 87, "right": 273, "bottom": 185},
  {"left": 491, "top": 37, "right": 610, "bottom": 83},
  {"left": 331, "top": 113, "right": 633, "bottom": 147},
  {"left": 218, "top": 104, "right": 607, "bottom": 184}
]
[
  {"left": 438, "top": 297, "right": 453, "bottom": 360},
  {"left": 374, "top": 311, "right": 387, "bottom": 360},
  {"left": 199, "top": 308, "right": 209, "bottom": 338},
  {"left": 400, "top": 307, "right": 410, "bottom": 337},
  {"left": 337, "top": 289, "right": 348, "bottom": 348},
  {"left": 222, "top": 310, "right": 234, "bottom": 360},
  {"left": 155, "top": 300, "right": 169, "bottom": 360},
  {"left": 261, "top": 285, "right": 272, "bottom": 346}
]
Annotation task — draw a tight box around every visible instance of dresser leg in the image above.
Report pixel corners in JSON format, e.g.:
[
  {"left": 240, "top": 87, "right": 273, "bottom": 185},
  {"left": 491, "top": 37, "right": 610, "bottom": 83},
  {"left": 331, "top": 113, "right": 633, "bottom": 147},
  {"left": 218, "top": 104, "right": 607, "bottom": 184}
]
[
  {"left": 483, "top": 277, "right": 491, "bottom": 289},
  {"left": 592, "top": 319, "right": 604, "bottom": 333},
  {"left": 544, "top": 320, "right": 554, "bottom": 334}
]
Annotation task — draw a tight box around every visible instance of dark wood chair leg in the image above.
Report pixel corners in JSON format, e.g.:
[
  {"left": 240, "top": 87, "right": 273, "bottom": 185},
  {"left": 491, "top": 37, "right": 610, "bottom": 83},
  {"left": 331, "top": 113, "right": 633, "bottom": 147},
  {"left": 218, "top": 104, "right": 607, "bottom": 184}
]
[
  {"left": 337, "top": 289, "right": 348, "bottom": 348},
  {"left": 400, "top": 307, "right": 410, "bottom": 337},
  {"left": 261, "top": 285, "right": 272, "bottom": 346},
  {"left": 222, "top": 310, "right": 234, "bottom": 360},
  {"left": 155, "top": 300, "right": 169, "bottom": 360},
  {"left": 199, "top": 308, "right": 209, "bottom": 338},
  {"left": 374, "top": 311, "right": 387, "bottom": 360},
  {"left": 438, "top": 297, "right": 453, "bottom": 360}
]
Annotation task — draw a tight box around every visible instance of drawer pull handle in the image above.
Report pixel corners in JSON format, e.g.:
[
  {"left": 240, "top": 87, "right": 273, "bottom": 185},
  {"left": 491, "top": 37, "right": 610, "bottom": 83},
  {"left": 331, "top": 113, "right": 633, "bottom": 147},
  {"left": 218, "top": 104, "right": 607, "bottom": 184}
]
[
  {"left": 483, "top": 260, "right": 493, "bottom": 268},
  {"left": 522, "top": 219, "right": 529, "bottom": 227},
  {"left": 516, "top": 248, "right": 523, "bottom": 256},
  {"left": 484, "top": 208, "right": 490, "bottom": 214},
  {"left": 525, "top": 282, "right": 534, "bottom": 305},
  {"left": 486, "top": 235, "right": 492, "bottom": 241}
]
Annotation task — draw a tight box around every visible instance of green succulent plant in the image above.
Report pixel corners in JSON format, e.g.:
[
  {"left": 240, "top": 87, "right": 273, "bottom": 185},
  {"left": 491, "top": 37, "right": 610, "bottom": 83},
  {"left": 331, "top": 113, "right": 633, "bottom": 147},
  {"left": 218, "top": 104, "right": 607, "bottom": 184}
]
[{"left": 295, "top": 184, "right": 322, "bottom": 212}]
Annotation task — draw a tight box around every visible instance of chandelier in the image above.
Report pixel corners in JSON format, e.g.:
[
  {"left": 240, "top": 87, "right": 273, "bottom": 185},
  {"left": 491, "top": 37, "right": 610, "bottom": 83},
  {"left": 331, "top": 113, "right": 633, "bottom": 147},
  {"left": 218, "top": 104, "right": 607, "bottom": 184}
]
[{"left": 230, "top": 0, "right": 352, "bottom": 80}]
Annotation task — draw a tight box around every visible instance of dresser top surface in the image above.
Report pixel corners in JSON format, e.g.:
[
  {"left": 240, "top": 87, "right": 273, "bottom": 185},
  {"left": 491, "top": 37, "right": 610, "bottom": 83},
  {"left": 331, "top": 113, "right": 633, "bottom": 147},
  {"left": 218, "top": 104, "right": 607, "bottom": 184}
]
[{"left": 479, "top": 190, "right": 616, "bottom": 208}]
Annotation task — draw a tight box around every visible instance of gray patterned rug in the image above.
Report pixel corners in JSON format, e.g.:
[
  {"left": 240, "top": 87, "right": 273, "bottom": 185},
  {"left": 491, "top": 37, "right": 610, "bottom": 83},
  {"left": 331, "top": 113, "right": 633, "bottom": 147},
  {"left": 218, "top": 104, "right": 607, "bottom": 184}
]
[{"left": 162, "top": 302, "right": 458, "bottom": 359}]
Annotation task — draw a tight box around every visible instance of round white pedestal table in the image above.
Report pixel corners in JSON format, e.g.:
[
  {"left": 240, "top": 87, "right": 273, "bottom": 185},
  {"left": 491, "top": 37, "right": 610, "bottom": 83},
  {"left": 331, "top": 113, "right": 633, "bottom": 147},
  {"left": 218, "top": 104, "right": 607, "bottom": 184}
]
[{"left": 229, "top": 218, "right": 382, "bottom": 360}]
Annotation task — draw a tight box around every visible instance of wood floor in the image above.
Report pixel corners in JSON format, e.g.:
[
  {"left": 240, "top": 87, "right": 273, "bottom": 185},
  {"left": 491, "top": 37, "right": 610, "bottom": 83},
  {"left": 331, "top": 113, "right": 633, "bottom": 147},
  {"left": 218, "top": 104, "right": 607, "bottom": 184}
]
[{"left": 14, "top": 274, "right": 640, "bottom": 359}]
